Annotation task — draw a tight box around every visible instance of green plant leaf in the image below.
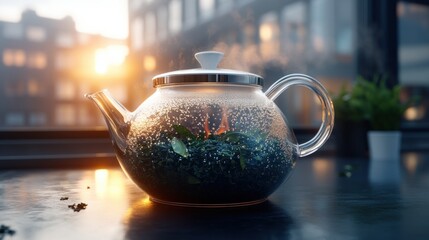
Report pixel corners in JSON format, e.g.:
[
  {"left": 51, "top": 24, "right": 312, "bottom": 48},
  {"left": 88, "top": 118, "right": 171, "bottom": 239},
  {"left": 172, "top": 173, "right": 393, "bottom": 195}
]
[
  {"left": 171, "top": 137, "right": 189, "bottom": 158},
  {"left": 332, "top": 74, "right": 413, "bottom": 130},
  {"left": 172, "top": 124, "right": 196, "bottom": 140}
]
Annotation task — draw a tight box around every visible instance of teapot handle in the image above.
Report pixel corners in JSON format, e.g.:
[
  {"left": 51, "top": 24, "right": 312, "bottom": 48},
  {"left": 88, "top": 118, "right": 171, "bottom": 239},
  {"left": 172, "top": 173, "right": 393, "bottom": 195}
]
[{"left": 265, "top": 74, "right": 334, "bottom": 157}]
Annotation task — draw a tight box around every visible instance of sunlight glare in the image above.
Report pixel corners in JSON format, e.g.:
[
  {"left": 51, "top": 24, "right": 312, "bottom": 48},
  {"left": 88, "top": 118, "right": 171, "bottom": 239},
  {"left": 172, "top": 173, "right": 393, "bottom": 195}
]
[
  {"left": 312, "top": 158, "right": 333, "bottom": 180},
  {"left": 259, "top": 24, "right": 273, "bottom": 41},
  {"left": 143, "top": 55, "right": 157, "bottom": 72},
  {"left": 93, "top": 169, "right": 126, "bottom": 199},
  {"left": 405, "top": 106, "right": 425, "bottom": 121},
  {"left": 141, "top": 197, "right": 152, "bottom": 207},
  {"left": 95, "top": 45, "right": 129, "bottom": 74},
  {"left": 122, "top": 196, "right": 152, "bottom": 223},
  {"left": 405, "top": 153, "right": 419, "bottom": 175},
  {"left": 95, "top": 169, "right": 109, "bottom": 195},
  {"left": 95, "top": 49, "right": 108, "bottom": 74}
]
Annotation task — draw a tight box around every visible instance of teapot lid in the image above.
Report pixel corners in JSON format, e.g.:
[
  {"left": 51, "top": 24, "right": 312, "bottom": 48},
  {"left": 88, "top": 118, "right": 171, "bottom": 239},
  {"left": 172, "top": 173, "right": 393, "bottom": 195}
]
[{"left": 152, "top": 51, "right": 263, "bottom": 87}]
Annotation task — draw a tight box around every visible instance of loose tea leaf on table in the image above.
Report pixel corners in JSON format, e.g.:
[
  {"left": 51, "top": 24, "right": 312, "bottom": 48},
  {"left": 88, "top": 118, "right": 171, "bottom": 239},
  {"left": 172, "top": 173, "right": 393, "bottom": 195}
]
[
  {"left": 339, "top": 164, "right": 359, "bottom": 178},
  {"left": 0, "top": 224, "right": 16, "bottom": 237},
  {"left": 68, "top": 202, "right": 88, "bottom": 212}
]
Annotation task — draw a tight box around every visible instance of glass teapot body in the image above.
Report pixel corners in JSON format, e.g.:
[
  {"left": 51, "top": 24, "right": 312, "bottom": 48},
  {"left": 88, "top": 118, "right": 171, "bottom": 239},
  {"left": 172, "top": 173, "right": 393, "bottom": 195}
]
[
  {"left": 87, "top": 51, "right": 334, "bottom": 207},
  {"left": 116, "top": 84, "right": 298, "bottom": 206}
]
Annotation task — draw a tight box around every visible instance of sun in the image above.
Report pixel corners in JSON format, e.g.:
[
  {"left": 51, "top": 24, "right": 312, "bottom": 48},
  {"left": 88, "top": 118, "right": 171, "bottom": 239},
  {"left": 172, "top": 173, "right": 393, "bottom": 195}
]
[{"left": 95, "top": 45, "right": 129, "bottom": 74}]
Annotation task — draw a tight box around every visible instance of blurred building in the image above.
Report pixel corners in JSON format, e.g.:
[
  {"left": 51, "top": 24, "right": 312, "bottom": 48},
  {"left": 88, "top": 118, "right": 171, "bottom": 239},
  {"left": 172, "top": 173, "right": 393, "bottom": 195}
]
[
  {"left": 127, "top": 0, "right": 357, "bottom": 128},
  {"left": 0, "top": 10, "right": 129, "bottom": 128}
]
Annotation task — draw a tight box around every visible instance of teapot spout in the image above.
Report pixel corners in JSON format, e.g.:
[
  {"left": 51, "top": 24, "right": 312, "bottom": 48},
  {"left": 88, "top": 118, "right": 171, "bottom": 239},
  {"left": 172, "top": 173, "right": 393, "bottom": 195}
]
[{"left": 86, "top": 89, "right": 130, "bottom": 152}]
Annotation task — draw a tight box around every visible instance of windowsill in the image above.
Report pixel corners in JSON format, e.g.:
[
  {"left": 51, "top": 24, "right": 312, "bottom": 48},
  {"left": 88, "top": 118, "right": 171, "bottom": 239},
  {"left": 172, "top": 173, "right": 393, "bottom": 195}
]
[{"left": 0, "top": 128, "right": 117, "bottom": 169}]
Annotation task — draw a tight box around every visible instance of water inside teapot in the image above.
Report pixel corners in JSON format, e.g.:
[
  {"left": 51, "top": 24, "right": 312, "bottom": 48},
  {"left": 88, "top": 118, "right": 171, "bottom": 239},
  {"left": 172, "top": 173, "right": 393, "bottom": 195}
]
[{"left": 115, "top": 88, "right": 298, "bottom": 205}]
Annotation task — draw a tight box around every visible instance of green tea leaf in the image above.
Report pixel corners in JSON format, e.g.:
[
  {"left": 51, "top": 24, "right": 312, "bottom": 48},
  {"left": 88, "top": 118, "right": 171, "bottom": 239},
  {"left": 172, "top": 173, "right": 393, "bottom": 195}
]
[
  {"left": 223, "top": 131, "right": 249, "bottom": 143},
  {"left": 171, "top": 137, "right": 189, "bottom": 158},
  {"left": 240, "top": 154, "right": 246, "bottom": 170},
  {"left": 172, "top": 125, "right": 196, "bottom": 140},
  {"left": 220, "top": 149, "right": 234, "bottom": 157},
  {"left": 187, "top": 175, "right": 201, "bottom": 184}
]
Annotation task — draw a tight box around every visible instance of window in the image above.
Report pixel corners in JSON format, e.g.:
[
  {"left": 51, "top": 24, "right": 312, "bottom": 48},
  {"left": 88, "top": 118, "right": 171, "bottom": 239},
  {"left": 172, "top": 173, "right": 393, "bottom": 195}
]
[
  {"left": 77, "top": 106, "right": 91, "bottom": 125},
  {"left": 157, "top": 7, "right": 168, "bottom": 39},
  {"left": 398, "top": 2, "right": 429, "bottom": 87},
  {"left": 56, "top": 79, "right": 76, "bottom": 100},
  {"left": 145, "top": 12, "right": 156, "bottom": 45},
  {"left": 310, "top": 0, "right": 330, "bottom": 55},
  {"left": 131, "top": 17, "right": 144, "bottom": 50},
  {"left": 3, "top": 23, "right": 23, "bottom": 39},
  {"left": 237, "top": 0, "right": 253, "bottom": 6},
  {"left": 259, "top": 12, "right": 280, "bottom": 61},
  {"left": 3, "top": 49, "right": 26, "bottom": 67},
  {"left": 199, "top": 0, "right": 215, "bottom": 21},
  {"left": 26, "top": 26, "right": 46, "bottom": 42},
  {"left": 282, "top": 1, "right": 307, "bottom": 57},
  {"left": 242, "top": 23, "right": 255, "bottom": 46},
  {"left": 56, "top": 33, "right": 75, "bottom": 48},
  {"left": 55, "top": 52, "right": 73, "bottom": 70},
  {"left": 130, "top": 0, "right": 144, "bottom": 11},
  {"left": 169, "top": 0, "right": 182, "bottom": 34},
  {"left": 184, "top": 0, "right": 197, "bottom": 29},
  {"left": 27, "top": 52, "right": 47, "bottom": 69},
  {"left": 29, "top": 112, "right": 47, "bottom": 126},
  {"left": 398, "top": 2, "right": 429, "bottom": 125},
  {"left": 27, "top": 78, "right": 43, "bottom": 96},
  {"left": 218, "top": 0, "right": 233, "bottom": 13},
  {"left": 5, "top": 113, "right": 25, "bottom": 126},
  {"left": 5, "top": 80, "right": 26, "bottom": 97},
  {"left": 55, "top": 104, "right": 76, "bottom": 125},
  {"left": 334, "top": 0, "right": 355, "bottom": 56}
]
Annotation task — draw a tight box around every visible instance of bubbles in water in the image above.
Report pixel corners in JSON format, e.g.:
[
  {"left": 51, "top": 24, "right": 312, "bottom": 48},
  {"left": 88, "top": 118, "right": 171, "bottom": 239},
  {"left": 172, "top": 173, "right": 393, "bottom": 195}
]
[{"left": 116, "top": 85, "right": 298, "bottom": 204}]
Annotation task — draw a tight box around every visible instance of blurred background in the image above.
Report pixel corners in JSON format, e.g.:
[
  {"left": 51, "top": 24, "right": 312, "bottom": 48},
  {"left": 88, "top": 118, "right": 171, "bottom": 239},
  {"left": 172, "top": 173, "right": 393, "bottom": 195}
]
[{"left": 0, "top": 0, "right": 428, "bottom": 154}]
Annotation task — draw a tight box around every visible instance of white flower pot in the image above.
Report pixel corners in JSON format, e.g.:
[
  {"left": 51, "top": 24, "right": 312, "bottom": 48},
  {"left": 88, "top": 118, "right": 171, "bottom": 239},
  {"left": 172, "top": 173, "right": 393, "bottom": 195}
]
[{"left": 368, "top": 131, "right": 401, "bottom": 160}]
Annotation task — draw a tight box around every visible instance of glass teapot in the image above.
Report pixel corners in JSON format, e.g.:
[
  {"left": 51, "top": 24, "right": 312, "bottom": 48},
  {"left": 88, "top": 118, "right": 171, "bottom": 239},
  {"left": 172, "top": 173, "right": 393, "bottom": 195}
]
[{"left": 87, "top": 51, "right": 334, "bottom": 207}]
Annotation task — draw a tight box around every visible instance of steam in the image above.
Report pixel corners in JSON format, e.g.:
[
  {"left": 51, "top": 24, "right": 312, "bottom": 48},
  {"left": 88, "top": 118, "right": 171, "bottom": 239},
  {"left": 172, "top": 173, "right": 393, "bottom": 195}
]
[{"left": 212, "top": 41, "right": 290, "bottom": 76}]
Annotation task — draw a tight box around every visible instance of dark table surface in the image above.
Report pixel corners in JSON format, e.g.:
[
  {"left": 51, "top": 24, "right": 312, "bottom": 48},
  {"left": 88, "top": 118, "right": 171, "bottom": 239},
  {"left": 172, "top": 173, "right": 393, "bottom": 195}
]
[{"left": 1, "top": 153, "right": 429, "bottom": 240}]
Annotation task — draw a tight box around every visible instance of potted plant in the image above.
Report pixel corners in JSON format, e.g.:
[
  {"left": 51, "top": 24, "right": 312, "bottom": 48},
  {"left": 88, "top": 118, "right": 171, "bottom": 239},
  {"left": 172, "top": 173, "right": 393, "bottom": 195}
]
[
  {"left": 332, "top": 76, "right": 413, "bottom": 159},
  {"left": 358, "top": 76, "right": 410, "bottom": 160}
]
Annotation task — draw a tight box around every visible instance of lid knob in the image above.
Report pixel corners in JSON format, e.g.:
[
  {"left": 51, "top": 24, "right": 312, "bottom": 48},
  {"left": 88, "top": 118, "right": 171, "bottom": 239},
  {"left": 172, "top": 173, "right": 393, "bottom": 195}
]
[{"left": 195, "top": 51, "right": 224, "bottom": 70}]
